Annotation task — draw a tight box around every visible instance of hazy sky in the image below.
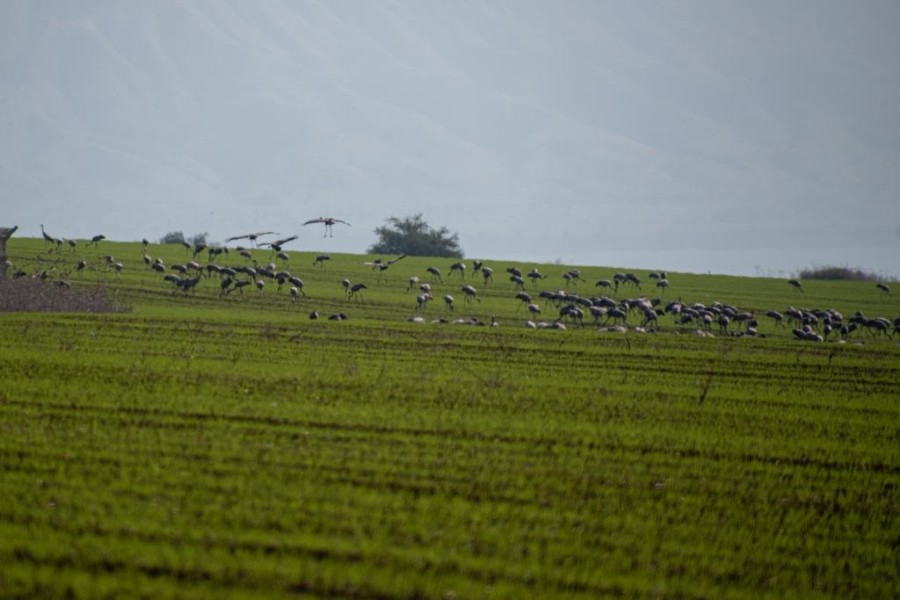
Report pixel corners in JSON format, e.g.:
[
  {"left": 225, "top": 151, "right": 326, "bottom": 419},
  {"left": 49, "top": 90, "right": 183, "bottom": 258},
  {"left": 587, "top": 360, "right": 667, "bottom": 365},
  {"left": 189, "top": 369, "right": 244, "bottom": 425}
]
[{"left": 2, "top": 1, "right": 899, "bottom": 278}]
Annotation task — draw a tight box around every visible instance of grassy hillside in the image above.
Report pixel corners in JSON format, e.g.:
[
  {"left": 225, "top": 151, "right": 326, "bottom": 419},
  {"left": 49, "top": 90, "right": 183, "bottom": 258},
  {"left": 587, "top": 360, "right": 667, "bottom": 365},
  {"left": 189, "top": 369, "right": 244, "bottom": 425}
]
[
  {"left": 3, "top": 237, "right": 897, "bottom": 329},
  {"left": 1, "top": 237, "right": 898, "bottom": 598}
]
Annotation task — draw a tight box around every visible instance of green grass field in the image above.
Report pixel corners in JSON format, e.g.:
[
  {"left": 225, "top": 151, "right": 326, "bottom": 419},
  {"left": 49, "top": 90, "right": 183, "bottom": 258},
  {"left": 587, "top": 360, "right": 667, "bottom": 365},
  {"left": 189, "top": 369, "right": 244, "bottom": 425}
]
[{"left": 1, "top": 238, "right": 898, "bottom": 599}]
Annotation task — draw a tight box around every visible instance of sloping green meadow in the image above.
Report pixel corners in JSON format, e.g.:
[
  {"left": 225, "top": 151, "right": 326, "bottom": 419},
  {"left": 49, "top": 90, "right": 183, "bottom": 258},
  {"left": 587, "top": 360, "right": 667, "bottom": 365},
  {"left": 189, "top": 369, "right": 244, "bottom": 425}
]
[{"left": 1, "top": 238, "right": 898, "bottom": 598}]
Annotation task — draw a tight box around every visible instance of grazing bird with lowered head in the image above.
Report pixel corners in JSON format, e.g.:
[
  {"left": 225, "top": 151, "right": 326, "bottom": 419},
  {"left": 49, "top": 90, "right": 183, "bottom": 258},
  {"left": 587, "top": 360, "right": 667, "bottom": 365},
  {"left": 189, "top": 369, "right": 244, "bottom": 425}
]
[{"left": 313, "top": 254, "right": 331, "bottom": 267}]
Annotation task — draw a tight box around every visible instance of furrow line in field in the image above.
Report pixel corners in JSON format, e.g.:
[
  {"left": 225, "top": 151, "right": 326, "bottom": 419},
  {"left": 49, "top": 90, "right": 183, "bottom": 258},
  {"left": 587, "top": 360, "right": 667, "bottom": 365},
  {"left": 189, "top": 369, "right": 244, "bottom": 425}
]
[
  {"left": 0, "top": 449, "right": 567, "bottom": 509},
  {"left": 3, "top": 388, "right": 897, "bottom": 452},
  {"left": 0, "top": 517, "right": 661, "bottom": 599},
  {"left": 2, "top": 411, "right": 895, "bottom": 481}
]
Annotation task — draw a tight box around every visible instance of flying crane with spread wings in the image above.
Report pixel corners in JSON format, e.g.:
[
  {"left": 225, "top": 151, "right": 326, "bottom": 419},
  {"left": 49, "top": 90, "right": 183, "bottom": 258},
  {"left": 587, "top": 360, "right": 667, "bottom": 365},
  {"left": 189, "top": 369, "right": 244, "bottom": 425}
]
[
  {"left": 224, "top": 231, "right": 278, "bottom": 246},
  {"left": 363, "top": 254, "right": 406, "bottom": 280},
  {"left": 303, "top": 217, "right": 350, "bottom": 238},
  {"left": 260, "top": 235, "right": 299, "bottom": 252},
  {"left": 363, "top": 255, "right": 407, "bottom": 271}
]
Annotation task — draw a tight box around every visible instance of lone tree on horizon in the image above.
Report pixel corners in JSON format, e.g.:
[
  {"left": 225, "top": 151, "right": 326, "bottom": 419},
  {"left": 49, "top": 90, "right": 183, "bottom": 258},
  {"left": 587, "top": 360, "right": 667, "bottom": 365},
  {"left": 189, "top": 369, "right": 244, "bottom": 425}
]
[{"left": 367, "top": 213, "right": 463, "bottom": 258}]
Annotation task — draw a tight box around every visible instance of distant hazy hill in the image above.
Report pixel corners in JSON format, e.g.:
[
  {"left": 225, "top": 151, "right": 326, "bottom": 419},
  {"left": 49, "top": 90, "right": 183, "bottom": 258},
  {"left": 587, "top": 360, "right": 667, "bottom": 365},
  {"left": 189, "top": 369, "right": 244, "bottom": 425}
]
[
  {"left": 2, "top": 2, "right": 898, "bottom": 277},
  {"left": 2, "top": 2, "right": 600, "bottom": 239}
]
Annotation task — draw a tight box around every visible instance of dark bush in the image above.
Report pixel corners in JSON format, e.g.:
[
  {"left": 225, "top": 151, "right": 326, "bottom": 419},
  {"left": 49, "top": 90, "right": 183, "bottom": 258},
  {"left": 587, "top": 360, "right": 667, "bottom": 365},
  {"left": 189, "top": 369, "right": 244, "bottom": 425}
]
[
  {"left": 367, "top": 214, "right": 464, "bottom": 258},
  {"left": 0, "top": 279, "right": 128, "bottom": 313},
  {"left": 159, "top": 231, "right": 186, "bottom": 245},
  {"left": 160, "top": 231, "right": 208, "bottom": 246},
  {"left": 796, "top": 266, "right": 889, "bottom": 282}
]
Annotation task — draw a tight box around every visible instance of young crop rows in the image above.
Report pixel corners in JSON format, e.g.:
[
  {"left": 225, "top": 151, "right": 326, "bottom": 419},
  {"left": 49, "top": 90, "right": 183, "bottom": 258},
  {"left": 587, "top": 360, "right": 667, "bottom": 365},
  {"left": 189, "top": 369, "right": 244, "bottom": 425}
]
[{"left": 0, "top": 238, "right": 898, "bottom": 598}]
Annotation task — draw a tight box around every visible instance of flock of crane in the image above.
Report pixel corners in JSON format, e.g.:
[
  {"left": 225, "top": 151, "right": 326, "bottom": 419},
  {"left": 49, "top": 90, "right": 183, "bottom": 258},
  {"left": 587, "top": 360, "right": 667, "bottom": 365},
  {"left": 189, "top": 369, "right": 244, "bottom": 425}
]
[{"left": 9, "top": 223, "right": 899, "bottom": 341}]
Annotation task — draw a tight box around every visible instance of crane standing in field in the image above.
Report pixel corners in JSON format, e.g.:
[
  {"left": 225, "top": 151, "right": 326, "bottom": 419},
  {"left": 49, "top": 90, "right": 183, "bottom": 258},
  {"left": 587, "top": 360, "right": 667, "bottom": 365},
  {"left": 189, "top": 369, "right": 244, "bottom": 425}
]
[
  {"left": 656, "top": 278, "right": 670, "bottom": 295},
  {"left": 416, "top": 292, "right": 433, "bottom": 311},
  {"left": 304, "top": 217, "right": 350, "bottom": 238},
  {"left": 40, "top": 224, "right": 55, "bottom": 249}
]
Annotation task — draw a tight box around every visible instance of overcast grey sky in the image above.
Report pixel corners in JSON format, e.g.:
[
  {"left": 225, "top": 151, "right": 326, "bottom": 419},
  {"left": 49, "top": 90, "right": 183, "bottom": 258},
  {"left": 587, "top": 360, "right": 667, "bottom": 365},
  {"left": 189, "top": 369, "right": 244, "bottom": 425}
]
[{"left": 2, "top": 1, "right": 898, "bottom": 278}]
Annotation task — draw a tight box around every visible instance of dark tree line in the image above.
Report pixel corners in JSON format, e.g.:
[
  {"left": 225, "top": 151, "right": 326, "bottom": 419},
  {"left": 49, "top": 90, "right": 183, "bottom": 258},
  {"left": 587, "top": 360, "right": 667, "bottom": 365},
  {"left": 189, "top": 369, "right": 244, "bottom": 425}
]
[{"left": 159, "top": 231, "right": 208, "bottom": 246}]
